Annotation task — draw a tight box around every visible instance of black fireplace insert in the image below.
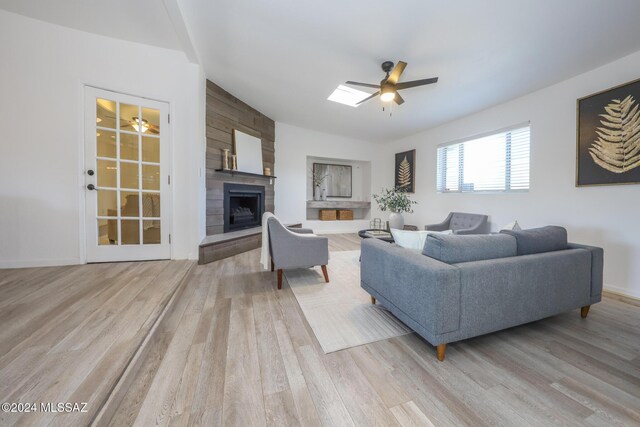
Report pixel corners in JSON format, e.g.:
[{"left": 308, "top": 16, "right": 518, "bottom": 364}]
[{"left": 223, "top": 183, "right": 265, "bottom": 233}]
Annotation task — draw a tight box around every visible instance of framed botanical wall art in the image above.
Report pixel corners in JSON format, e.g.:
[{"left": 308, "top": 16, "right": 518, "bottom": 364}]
[
  {"left": 576, "top": 78, "right": 640, "bottom": 186},
  {"left": 395, "top": 149, "right": 416, "bottom": 193}
]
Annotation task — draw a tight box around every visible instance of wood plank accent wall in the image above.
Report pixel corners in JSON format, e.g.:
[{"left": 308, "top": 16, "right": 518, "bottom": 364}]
[{"left": 205, "top": 80, "right": 275, "bottom": 235}]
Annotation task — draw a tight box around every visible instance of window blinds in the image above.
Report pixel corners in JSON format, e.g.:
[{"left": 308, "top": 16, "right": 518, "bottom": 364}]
[{"left": 436, "top": 125, "right": 530, "bottom": 193}]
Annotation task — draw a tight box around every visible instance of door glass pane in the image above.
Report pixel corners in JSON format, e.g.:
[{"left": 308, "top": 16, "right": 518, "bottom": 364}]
[
  {"left": 142, "top": 193, "right": 160, "bottom": 217},
  {"left": 142, "top": 136, "right": 160, "bottom": 163},
  {"left": 142, "top": 164, "right": 160, "bottom": 190},
  {"left": 97, "top": 159, "right": 117, "bottom": 188},
  {"left": 120, "top": 133, "right": 138, "bottom": 161},
  {"left": 120, "top": 191, "right": 140, "bottom": 217},
  {"left": 143, "top": 220, "right": 161, "bottom": 244},
  {"left": 120, "top": 103, "right": 140, "bottom": 133},
  {"left": 142, "top": 107, "right": 160, "bottom": 135},
  {"left": 121, "top": 220, "right": 140, "bottom": 244},
  {"left": 96, "top": 99, "right": 116, "bottom": 129},
  {"left": 98, "top": 190, "right": 118, "bottom": 216},
  {"left": 120, "top": 162, "right": 139, "bottom": 189},
  {"left": 97, "top": 130, "right": 117, "bottom": 158},
  {"left": 98, "top": 219, "right": 118, "bottom": 245}
]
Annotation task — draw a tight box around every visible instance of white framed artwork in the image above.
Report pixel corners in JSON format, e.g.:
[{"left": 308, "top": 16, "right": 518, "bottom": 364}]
[{"left": 233, "top": 129, "right": 263, "bottom": 174}]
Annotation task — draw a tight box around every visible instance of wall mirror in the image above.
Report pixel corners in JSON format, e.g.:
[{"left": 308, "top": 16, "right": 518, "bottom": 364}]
[
  {"left": 233, "top": 129, "right": 263, "bottom": 174},
  {"left": 313, "top": 163, "right": 352, "bottom": 197}
]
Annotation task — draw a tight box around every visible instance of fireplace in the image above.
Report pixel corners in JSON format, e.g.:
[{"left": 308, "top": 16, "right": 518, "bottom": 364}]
[{"left": 223, "top": 183, "right": 265, "bottom": 233}]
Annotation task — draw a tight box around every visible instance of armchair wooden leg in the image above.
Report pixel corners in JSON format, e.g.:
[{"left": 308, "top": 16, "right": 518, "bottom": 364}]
[
  {"left": 277, "top": 269, "right": 283, "bottom": 290},
  {"left": 271, "top": 260, "right": 274, "bottom": 272},
  {"left": 371, "top": 296, "right": 376, "bottom": 305},
  {"left": 436, "top": 344, "right": 447, "bottom": 362},
  {"left": 581, "top": 305, "right": 591, "bottom": 318},
  {"left": 321, "top": 265, "right": 329, "bottom": 283}
]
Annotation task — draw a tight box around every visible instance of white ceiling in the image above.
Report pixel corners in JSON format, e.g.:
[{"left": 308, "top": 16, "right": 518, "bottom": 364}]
[
  {"left": 0, "top": 0, "right": 183, "bottom": 51},
  {"left": 4, "top": 1, "right": 640, "bottom": 142},
  {"left": 179, "top": 0, "right": 640, "bottom": 142}
]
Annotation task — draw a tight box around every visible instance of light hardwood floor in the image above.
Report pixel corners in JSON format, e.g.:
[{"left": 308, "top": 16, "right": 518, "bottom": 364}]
[
  {"left": 110, "top": 234, "right": 640, "bottom": 426},
  {"left": 0, "top": 260, "right": 194, "bottom": 427},
  {"left": 2, "top": 234, "right": 640, "bottom": 426}
]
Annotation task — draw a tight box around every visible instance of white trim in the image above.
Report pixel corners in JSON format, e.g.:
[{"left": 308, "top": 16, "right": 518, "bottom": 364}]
[
  {"left": 82, "top": 86, "right": 173, "bottom": 262},
  {"left": 604, "top": 284, "right": 640, "bottom": 300},
  {"left": 78, "top": 80, "right": 88, "bottom": 264},
  {"left": 0, "top": 258, "right": 82, "bottom": 269}
]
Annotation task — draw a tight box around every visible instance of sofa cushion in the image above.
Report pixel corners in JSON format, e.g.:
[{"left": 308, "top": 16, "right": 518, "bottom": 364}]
[
  {"left": 391, "top": 229, "right": 453, "bottom": 251},
  {"left": 500, "top": 226, "right": 567, "bottom": 255},
  {"left": 423, "top": 233, "right": 517, "bottom": 264}
]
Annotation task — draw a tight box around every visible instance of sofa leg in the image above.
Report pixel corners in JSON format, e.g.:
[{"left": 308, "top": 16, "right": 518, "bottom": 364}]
[
  {"left": 437, "top": 344, "right": 447, "bottom": 362},
  {"left": 371, "top": 296, "right": 376, "bottom": 305},
  {"left": 271, "top": 260, "right": 274, "bottom": 272},
  {"left": 581, "top": 305, "right": 591, "bottom": 318},
  {"left": 321, "top": 265, "right": 329, "bottom": 283},
  {"left": 277, "top": 269, "right": 283, "bottom": 290}
]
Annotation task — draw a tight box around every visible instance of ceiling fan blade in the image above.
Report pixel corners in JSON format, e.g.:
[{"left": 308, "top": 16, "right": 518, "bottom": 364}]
[
  {"left": 356, "top": 91, "right": 380, "bottom": 105},
  {"left": 394, "top": 93, "right": 405, "bottom": 105},
  {"left": 345, "top": 81, "right": 380, "bottom": 89},
  {"left": 386, "top": 61, "right": 407, "bottom": 85},
  {"left": 396, "top": 77, "right": 438, "bottom": 90}
]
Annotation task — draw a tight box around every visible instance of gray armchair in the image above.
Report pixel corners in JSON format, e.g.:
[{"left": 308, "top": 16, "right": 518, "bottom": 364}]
[
  {"left": 426, "top": 212, "right": 489, "bottom": 235},
  {"left": 268, "top": 217, "right": 329, "bottom": 289}
]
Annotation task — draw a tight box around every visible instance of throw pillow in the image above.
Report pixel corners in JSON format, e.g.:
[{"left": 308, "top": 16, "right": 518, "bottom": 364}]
[
  {"left": 501, "top": 221, "right": 522, "bottom": 231},
  {"left": 391, "top": 229, "right": 452, "bottom": 251}
]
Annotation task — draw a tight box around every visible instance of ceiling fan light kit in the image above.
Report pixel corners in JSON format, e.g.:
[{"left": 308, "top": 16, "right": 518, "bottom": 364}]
[
  {"left": 130, "top": 116, "right": 150, "bottom": 132},
  {"left": 380, "top": 85, "right": 396, "bottom": 102},
  {"left": 344, "top": 60, "right": 438, "bottom": 107}
]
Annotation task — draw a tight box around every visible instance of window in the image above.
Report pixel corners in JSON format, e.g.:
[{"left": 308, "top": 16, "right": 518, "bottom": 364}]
[{"left": 436, "top": 124, "right": 530, "bottom": 193}]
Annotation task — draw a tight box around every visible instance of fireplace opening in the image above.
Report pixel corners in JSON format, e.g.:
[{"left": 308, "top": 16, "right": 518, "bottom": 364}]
[{"left": 223, "top": 183, "right": 265, "bottom": 233}]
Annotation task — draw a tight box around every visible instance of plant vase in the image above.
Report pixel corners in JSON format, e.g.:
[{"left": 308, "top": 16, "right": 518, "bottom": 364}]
[
  {"left": 388, "top": 212, "right": 404, "bottom": 230},
  {"left": 314, "top": 185, "right": 321, "bottom": 201}
]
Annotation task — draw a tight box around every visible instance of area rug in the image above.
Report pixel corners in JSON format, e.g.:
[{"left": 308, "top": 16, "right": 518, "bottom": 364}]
[{"left": 284, "top": 250, "right": 413, "bottom": 353}]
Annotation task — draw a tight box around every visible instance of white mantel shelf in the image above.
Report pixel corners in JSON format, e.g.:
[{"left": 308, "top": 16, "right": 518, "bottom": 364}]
[{"left": 306, "top": 200, "right": 371, "bottom": 209}]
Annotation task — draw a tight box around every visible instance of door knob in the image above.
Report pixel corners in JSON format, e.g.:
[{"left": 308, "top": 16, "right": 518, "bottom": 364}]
[{"left": 87, "top": 184, "right": 98, "bottom": 191}]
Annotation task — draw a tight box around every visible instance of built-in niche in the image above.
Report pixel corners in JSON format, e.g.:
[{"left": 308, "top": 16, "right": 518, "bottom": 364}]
[{"left": 306, "top": 156, "right": 371, "bottom": 221}]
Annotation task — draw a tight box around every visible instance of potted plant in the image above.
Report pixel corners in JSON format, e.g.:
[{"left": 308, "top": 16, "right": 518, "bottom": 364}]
[
  {"left": 373, "top": 187, "right": 417, "bottom": 230},
  {"left": 312, "top": 172, "right": 328, "bottom": 201}
]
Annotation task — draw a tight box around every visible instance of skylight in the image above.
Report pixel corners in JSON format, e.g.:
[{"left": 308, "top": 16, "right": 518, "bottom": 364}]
[{"left": 327, "top": 85, "right": 371, "bottom": 107}]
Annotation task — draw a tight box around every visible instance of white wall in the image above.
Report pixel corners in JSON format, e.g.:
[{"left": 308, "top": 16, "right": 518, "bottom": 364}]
[
  {"left": 385, "top": 50, "right": 640, "bottom": 298},
  {"left": 0, "top": 10, "right": 206, "bottom": 267},
  {"left": 275, "top": 122, "right": 385, "bottom": 233}
]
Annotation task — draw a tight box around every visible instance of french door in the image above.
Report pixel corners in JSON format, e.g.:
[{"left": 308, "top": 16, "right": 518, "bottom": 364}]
[{"left": 84, "top": 87, "right": 171, "bottom": 262}]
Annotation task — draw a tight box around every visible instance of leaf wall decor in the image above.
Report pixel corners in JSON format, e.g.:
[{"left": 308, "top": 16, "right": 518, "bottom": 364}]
[
  {"left": 397, "top": 156, "right": 411, "bottom": 187},
  {"left": 588, "top": 94, "right": 640, "bottom": 173}
]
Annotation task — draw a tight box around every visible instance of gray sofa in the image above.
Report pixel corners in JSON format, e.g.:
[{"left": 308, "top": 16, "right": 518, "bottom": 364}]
[
  {"left": 426, "top": 212, "right": 489, "bottom": 234},
  {"left": 361, "top": 226, "right": 603, "bottom": 361}
]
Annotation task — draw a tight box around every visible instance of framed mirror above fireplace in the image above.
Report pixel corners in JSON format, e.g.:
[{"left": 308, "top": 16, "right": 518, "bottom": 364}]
[{"left": 223, "top": 183, "right": 266, "bottom": 233}]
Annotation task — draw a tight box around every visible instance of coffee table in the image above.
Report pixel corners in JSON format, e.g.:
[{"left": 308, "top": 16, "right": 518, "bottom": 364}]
[{"left": 358, "top": 229, "right": 394, "bottom": 243}]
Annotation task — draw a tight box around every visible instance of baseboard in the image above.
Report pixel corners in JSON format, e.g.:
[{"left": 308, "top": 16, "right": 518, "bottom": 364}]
[
  {"left": 603, "top": 284, "right": 640, "bottom": 301},
  {"left": 0, "top": 258, "right": 82, "bottom": 269}
]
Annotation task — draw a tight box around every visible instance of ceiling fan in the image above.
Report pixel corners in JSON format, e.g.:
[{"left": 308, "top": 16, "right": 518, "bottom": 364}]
[{"left": 345, "top": 61, "right": 438, "bottom": 105}]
